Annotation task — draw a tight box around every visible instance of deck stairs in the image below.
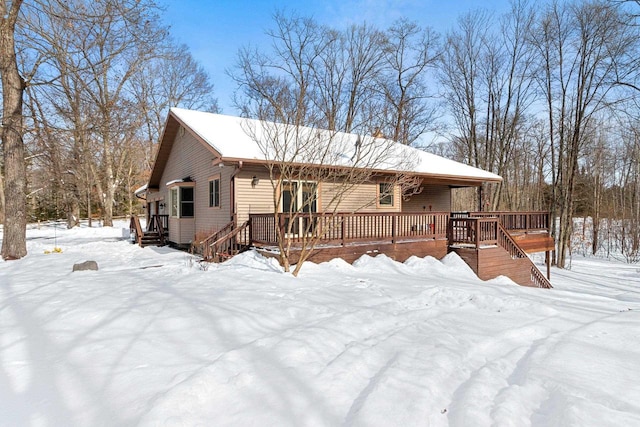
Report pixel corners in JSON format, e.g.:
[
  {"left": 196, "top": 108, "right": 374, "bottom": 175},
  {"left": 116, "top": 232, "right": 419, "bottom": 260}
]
[
  {"left": 130, "top": 215, "right": 166, "bottom": 247},
  {"left": 449, "top": 216, "right": 552, "bottom": 288},
  {"left": 199, "top": 220, "right": 251, "bottom": 262}
]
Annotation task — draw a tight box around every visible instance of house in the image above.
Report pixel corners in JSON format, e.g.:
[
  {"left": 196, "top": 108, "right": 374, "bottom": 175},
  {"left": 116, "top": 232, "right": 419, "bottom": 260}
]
[{"left": 133, "top": 108, "right": 554, "bottom": 288}]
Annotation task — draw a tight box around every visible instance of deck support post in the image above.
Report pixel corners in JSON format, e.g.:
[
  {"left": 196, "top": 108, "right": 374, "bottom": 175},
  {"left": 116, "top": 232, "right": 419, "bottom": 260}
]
[{"left": 545, "top": 250, "right": 551, "bottom": 280}]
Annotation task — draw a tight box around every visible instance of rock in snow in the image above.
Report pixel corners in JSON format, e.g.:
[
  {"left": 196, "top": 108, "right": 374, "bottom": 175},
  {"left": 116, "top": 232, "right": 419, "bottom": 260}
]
[{"left": 72, "top": 260, "right": 99, "bottom": 272}]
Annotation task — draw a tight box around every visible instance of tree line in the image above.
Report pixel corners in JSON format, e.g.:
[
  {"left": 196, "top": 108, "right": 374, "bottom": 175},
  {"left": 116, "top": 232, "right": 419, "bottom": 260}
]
[
  {"left": 2, "top": 0, "right": 640, "bottom": 267},
  {"left": 0, "top": 0, "right": 217, "bottom": 259},
  {"left": 231, "top": 0, "right": 640, "bottom": 267}
]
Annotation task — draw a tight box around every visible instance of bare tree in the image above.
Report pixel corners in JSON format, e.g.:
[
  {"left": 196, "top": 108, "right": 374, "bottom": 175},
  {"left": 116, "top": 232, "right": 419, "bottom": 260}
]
[
  {"left": 440, "top": 1, "right": 537, "bottom": 211},
  {"left": 233, "top": 12, "right": 423, "bottom": 275},
  {"left": 242, "top": 119, "right": 418, "bottom": 276},
  {"left": 531, "top": 0, "right": 639, "bottom": 267},
  {"left": 132, "top": 44, "right": 219, "bottom": 172},
  {"left": 0, "top": 0, "right": 27, "bottom": 259},
  {"left": 378, "top": 19, "right": 441, "bottom": 145}
]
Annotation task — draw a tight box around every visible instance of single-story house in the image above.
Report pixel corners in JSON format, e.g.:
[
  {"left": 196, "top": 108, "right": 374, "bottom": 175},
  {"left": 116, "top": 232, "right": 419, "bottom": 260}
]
[{"left": 134, "top": 108, "right": 554, "bottom": 288}]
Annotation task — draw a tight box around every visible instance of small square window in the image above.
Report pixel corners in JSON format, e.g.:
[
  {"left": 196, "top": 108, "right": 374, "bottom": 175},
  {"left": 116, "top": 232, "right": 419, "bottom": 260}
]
[{"left": 379, "top": 183, "right": 394, "bottom": 206}]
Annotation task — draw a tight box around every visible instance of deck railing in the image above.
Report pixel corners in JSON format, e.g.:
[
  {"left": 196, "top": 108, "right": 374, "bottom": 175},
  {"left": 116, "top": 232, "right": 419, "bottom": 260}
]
[
  {"left": 198, "top": 220, "right": 251, "bottom": 261},
  {"left": 129, "top": 215, "right": 143, "bottom": 246},
  {"left": 250, "top": 212, "right": 450, "bottom": 246},
  {"left": 448, "top": 217, "right": 498, "bottom": 247},
  {"left": 449, "top": 215, "right": 552, "bottom": 288},
  {"left": 147, "top": 215, "right": 167, "bottom": 245},
  {"left": 147, "top": 214, "right": 168, "bottom": 233},
  {"left": 497, "top": 223, "right": 552, "bottom": 289},
  {"left": 459, "top": 211, "right": 550, "bottom": 232}
]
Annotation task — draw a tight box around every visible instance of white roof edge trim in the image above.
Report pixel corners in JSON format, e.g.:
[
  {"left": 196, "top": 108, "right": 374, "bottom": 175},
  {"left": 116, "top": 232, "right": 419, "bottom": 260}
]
[{"left": 134, "top": 184, "right": 148, "bottom": 195}]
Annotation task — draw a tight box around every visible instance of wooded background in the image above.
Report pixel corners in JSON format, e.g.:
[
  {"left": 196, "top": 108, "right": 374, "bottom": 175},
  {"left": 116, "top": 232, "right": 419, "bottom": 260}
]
[{"left": 2, "top": 0, "right": 640, "bottom": 266}]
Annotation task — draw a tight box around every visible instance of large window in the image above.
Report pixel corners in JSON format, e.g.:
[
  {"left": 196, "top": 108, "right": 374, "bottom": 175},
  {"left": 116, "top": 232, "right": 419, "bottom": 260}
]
[
  {"left": 209, "top": 178, "right": 220, "bottom": 207},
  {"left": 169, "top": 185, "right": 194, "bottom": 218},
  {"left": 378, "top": 183, "right": 394, "bottom": 207},
  {"left": 281, "top": 181, "right": 318, "bottom": 234}
]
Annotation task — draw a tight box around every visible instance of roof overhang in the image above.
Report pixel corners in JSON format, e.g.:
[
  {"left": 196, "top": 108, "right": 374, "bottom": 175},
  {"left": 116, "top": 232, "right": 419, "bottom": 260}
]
[{"left": 217, "top": 157, "right": 501, "bottom": 187}]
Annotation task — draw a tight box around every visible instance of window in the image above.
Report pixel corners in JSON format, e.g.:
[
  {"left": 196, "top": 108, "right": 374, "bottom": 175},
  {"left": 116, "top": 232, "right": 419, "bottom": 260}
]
[
  {"left": 209, "top": 178, "right": 220, "bottom": 207},
  {"left": 170, "top": 187, "right": 178, "bottom": 217},
  {"left": 169, "top": 185, "right": 194, "bottom": 218},
  {"left": 180, "top": 187, "right": 194, "bottom": 217},
  {"left": 281, "top": 181, "right": 318, "bottom": 213},
  {"left": 281, "top": 181, "right": 318, "bottom": 234},
  {"left": 379, "top": 183, "right": 394, "bottom": 207}
]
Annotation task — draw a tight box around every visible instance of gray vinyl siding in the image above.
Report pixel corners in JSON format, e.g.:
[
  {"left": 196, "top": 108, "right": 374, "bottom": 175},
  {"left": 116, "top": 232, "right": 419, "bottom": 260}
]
[
  {"left": 158, "top": 128, "right": 233, "bottom": 244},
  {"left": 402, "top": 184, "right": 451, "bottom": 213}
]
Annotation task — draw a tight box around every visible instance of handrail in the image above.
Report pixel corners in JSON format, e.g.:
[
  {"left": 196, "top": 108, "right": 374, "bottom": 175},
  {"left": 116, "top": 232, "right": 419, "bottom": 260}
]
[
  {"left": 129, "top": 215, "right": 143, "bottom": 246},
  {"left": 199, "top": 221, "right": 234, "bottom": 245},
  {"left": 147, "top": 215, "right": 166, "bottom": 246},
  {"left": 467, "top": 211, "right": 551, "bottom": 232},
  {"left": 198, "top": 221, "right": 234, "bottom": 260},
  {"left": 203, "top": 220, "right": 251, "bottom": 262},
  {"left": 148, "top": 214, "right": 168, "bottom": 233},
  {"left": 497, "top": 223, "right": 552, "bottom": 289}
]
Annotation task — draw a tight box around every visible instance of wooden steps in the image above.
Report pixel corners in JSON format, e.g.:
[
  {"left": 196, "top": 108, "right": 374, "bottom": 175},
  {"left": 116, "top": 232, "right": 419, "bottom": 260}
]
[
  {"left": 140, "top": 232, "right": 163, "bottom": 247},
  {"left": 200, "top": 220, "right": 251, "bottom": 262},
  {"left": 452, "top": 246, "right": 537, "bottom": 287},
  {"left": 130, "top": 215, "right": 166, "bottom": 248},
  {"left": 450, "top": 223, "right": 552, "bottom": 288}
]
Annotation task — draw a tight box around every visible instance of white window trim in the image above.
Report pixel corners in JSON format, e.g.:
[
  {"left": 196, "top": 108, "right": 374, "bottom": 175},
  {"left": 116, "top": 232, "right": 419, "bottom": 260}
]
[{"left": 167, "top": 182, "right": 195, "bottom": 218}]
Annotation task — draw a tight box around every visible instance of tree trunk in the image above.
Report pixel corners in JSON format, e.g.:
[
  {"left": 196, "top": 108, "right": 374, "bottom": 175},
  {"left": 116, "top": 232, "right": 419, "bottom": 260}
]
[
  {"left": 0, "top": 172, "right": 5, "bottom": 223},
  {"left": 0, "top": 0, "right": 27, "bottom": 260}
]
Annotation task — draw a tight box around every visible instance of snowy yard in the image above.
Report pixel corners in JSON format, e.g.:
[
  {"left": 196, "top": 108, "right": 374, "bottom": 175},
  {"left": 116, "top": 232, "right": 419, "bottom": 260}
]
[{"left": 1, "top": 221, "right": 639, "bottom": 426}]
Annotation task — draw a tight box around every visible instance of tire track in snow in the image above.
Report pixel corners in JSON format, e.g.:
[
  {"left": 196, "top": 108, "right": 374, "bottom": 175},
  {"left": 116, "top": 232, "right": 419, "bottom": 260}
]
[
  {"left": 445, "top": 322, "right": 554, "bottom": 426},
  {"left": 445, "top": 309, "right": 639, "bottom": 426},
  {"left": 343, "top": 352, "right": 400, "bottom": 426}
]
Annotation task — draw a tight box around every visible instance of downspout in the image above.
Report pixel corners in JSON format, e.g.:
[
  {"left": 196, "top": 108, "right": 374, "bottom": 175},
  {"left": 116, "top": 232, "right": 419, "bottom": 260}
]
[
  {"left": 135, "top": 188, "right": 148, "bottom": 225},
  {"left": 230, "top": 160, "right": 243, "bottom": 224}
]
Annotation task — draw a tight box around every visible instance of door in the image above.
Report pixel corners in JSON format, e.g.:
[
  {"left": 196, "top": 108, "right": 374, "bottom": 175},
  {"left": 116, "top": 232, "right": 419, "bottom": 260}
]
[{"left": 281, "top": 181, "right": 317, "bottom": 235}]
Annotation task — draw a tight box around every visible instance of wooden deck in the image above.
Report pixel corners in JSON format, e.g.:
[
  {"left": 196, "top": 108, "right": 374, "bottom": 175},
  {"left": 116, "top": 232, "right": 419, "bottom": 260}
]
[
  {"left": 246, "top": 211, "right": 553, "bottom": 288},
  {"left": 146, "top": 210, "right": 553, "bottom": 288}
]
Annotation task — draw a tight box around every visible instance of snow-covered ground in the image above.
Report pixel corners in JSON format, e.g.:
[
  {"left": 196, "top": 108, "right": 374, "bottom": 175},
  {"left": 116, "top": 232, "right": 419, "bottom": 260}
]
[{"left": 1, "top": 221, "right": 639, "bottom": 426}]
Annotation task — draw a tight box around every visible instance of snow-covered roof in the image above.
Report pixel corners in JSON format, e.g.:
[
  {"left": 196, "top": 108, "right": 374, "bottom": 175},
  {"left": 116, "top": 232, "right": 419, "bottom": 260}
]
[
  {"left": 134, "top": 184, "right": 147, "bottom": 195},
  {"left": 163, "top": 107, "right": 501, "bottom": 184}
]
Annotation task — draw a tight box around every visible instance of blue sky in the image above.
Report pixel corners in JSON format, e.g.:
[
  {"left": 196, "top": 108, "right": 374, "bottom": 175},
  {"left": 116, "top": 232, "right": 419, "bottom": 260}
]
[{"left": 161, "top": 0, "right": 513, "bottom": 114}]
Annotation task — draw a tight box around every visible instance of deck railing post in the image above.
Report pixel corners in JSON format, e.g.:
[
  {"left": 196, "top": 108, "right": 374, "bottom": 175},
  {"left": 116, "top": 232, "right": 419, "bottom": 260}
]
[{"left": 391, "top": 214, "right": 396, "bottom": 244}]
